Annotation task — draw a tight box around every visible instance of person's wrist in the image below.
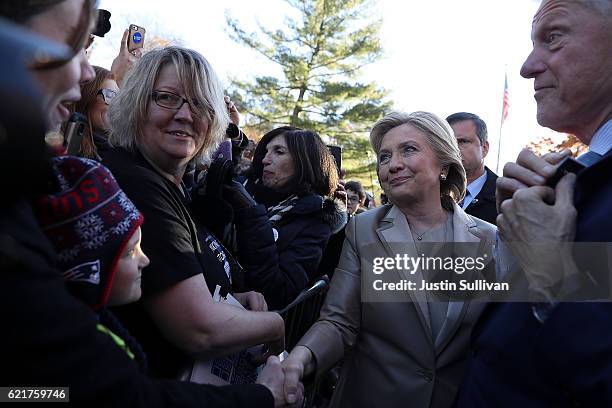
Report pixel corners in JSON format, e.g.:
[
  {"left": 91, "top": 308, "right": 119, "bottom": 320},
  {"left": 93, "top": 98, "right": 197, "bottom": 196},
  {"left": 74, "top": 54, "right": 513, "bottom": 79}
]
[
  {"left": 273, "top": 313, "right": 285, "bottom": 340},
  {"left": 291, "top": 346, "right": 313, "bottom": 368},
  {"left": 226, "top": 123, "right": 241, "bottom": 140}
]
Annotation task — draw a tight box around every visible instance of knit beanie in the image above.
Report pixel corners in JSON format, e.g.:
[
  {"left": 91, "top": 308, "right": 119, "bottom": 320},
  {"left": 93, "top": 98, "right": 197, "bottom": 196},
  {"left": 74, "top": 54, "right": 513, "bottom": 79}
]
[{"left": 33, "top": 156, "right": 143, "bottom": 310}]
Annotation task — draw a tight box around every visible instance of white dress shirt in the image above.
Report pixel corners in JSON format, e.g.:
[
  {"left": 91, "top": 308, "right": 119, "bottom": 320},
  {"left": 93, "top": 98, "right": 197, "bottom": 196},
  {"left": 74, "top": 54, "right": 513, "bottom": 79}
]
[
  {"left": 462, "top": 169, "right": 488, "bottom": 210},
  {"left": 588, "top": 119, "right": 612, "bottom": 155}
]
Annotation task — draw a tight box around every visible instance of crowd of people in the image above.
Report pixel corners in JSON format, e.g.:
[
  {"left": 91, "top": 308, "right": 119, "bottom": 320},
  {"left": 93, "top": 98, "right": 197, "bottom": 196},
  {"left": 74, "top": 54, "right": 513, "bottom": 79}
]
[{"left": 1, "top": 0, "right": 611, "bottom": 407}]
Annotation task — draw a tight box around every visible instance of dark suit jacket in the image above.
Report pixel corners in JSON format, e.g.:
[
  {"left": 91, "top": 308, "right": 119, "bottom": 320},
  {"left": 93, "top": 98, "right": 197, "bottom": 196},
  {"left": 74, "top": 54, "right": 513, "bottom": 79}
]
[
  {"left": 455, "top": 150, "right": 612, "bottom": 407},
  {"left": 464, "top": 166, "right": 498, "bottom": 225}
]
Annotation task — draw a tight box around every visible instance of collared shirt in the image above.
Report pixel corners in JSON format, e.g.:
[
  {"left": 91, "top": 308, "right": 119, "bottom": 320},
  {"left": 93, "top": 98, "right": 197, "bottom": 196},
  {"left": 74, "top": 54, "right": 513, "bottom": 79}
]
[
  {"left": 588, "top": 119, "right": 612, "bottom": 155},
  {"left": 462, "top": 169, "right": 488, "bottom": 210}
]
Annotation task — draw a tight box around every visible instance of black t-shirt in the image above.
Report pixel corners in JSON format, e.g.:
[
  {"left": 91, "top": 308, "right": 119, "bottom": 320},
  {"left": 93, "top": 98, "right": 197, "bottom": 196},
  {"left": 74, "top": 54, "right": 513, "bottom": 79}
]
[{"left": 104, "top": 147, "right": 232, "bottom": 378}]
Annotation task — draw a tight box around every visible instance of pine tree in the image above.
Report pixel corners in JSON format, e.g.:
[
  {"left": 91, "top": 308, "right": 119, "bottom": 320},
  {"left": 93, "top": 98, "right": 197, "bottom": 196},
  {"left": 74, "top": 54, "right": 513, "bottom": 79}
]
[{"left": 226, "top": 0, "right": 390, "bottom": 194}]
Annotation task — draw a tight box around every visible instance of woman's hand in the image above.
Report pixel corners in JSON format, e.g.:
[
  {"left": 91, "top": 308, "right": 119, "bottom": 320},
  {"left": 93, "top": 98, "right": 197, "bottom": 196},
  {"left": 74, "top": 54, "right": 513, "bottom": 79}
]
[
  {"left": 282, "top": 346, "right": 314, "bottom": 405},
  {"left": 334, "top": 181, "right": 348, "bottom": 211},
  {"left": 257, "top": 356, "right": 304, "bottom": 407},
  {"left": 198, "top": 158, "right": 233, "bottom": 199},
  {"left": 234, "top": 291, "right": 268, "bottom": 311},
  {"left": 224, "top": 96, "right": 240, "bottom": 126},
  {"left": 110, "top": 29, "right": 142, "bottom": 86},
  {"left": 222, "top": 180, "right": 257, "bottom": 209}
]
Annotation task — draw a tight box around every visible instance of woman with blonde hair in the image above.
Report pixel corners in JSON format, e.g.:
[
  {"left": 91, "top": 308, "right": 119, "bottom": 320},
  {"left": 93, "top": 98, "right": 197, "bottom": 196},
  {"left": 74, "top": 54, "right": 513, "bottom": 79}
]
[
  {"left": 281, "top": 111, "right": 497, "bottom": 408},
  {"left": 103, "top": 46, "right": 285, "bottom": 379}
]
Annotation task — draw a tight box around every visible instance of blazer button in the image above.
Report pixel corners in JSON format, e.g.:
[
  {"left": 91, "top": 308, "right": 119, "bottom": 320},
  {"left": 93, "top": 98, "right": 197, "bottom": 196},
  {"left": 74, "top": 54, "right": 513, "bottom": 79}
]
[{"left": 420, "top": 370, "right": 433, "bottom": 382}]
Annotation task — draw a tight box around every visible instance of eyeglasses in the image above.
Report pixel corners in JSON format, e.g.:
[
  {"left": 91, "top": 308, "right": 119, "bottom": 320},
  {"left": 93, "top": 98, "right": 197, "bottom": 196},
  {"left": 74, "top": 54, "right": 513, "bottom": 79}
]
[
  {"left": 97, "top": 88, "right": 117, "bottom": 105},
  {"left": 151, "top": 90, "right": 212, "bottom": 118}
]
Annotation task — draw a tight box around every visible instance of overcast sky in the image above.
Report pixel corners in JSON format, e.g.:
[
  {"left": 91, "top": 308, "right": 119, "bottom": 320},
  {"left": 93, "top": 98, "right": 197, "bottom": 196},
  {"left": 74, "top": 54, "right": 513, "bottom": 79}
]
[{"left": 93, "top": 0, "right": 561, "bottom": 172}]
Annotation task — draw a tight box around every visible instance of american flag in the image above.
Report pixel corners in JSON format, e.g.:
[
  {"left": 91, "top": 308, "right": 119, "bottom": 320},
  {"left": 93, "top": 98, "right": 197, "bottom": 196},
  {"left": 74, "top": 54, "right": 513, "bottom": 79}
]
[{"left": 501, "top": 73, "right": 510, "bottom": 124}]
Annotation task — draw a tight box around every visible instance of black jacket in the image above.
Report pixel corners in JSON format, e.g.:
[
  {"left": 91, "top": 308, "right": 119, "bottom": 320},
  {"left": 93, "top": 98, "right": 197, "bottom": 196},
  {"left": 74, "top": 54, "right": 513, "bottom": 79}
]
[
  {"left": 464, "top": 166, "right": 498, "bottom": 225},
  {"left": 234, "top": 195, "right": 347, "bottom": 310},
  {"left": 0, "top": 200, "right": 273, "bottom": 407}
]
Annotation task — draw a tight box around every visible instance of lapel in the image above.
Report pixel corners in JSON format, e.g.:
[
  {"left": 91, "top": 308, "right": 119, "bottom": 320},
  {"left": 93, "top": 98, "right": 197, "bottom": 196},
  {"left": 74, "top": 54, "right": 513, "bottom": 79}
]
[
  {"left": 466, "top": 167, "right": 497, "bottom": 210},
  {"left": 376, "top": 205, "right": 432, "bottom": 339},
  {"left": 375, "top": 204, "right": 493, "bottom": 352},
  {"left": 574, "top": 150, "right": 612, "bottom": 206},
  {"left": 435, "top": 204, "right": 491, "bottom": 354}
]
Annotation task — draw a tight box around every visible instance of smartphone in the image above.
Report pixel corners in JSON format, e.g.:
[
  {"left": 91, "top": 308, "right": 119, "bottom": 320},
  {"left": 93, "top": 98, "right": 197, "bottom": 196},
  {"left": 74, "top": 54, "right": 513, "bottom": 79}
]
[
  {"left": 328, "top": 145, "right": 342, "bottom": 172},
  {"left": 63, "top": 112, "right": 88, "bottom": 156},
  {"left": 546, "top": 156, "right": 586, "bottom": 187},
  {"left": 127, "top": 24, "right": 146, "bottom": 52}
]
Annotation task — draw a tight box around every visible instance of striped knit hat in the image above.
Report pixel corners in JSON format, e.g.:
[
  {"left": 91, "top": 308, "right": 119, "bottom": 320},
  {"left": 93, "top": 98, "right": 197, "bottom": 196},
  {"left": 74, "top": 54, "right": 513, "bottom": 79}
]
[{"left": 33, "top": 156, "right": 143, "bottom": 310}]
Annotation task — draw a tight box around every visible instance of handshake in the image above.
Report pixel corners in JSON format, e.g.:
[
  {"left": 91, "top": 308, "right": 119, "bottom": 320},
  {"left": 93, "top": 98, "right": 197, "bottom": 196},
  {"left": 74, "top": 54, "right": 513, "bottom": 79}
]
[{"left": 256, "top": 346, "right": 314, "bottom": 407}]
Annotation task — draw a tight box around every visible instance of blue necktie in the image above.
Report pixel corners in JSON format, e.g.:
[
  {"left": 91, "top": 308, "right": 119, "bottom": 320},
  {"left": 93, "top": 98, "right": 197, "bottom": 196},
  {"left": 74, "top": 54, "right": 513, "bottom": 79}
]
[{"left": 576, "top": 150, "right": 603, "bottom": 167}]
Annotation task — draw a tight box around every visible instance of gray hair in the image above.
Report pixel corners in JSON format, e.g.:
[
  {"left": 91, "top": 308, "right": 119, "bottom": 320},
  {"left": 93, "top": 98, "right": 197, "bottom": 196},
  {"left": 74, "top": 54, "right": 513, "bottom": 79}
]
[
  {"left": 107, "top": 46, "right": 229, "bottom": 165},
  {"left": 370, "top": 111, "right": 466, "bottom": 210}
]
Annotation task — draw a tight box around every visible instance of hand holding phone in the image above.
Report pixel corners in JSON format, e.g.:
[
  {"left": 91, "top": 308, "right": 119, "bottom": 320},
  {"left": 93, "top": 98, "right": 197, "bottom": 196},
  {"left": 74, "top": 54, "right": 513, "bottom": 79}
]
[
  {"left": 63, "top": 112, "right": 88, "bottom": 156},
  {"left": 127, "top": 24, "right": 146, "bottom": 52}
]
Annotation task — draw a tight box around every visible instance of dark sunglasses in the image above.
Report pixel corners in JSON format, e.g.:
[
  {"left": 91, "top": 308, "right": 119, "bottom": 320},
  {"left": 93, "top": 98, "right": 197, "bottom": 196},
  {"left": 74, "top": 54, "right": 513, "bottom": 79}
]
[{"left": 97, "top": 88, "right": 117, "bottom": 105}]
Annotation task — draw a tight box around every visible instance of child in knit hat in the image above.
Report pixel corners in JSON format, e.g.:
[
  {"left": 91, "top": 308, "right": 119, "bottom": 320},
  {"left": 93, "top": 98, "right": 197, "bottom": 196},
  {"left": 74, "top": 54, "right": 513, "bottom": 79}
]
[{"left": 33, "top": 156, "right": 150, "bottom": 370}]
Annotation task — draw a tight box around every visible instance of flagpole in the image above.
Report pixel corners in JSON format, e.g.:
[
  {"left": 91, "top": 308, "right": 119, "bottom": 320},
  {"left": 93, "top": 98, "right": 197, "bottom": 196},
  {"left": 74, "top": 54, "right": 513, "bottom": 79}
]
[
  {"left": 496, "top": 90, "right": 503, "bottom": 174},
  {"left": 496, "top": 69, "right": 509, "bottom": 174}
]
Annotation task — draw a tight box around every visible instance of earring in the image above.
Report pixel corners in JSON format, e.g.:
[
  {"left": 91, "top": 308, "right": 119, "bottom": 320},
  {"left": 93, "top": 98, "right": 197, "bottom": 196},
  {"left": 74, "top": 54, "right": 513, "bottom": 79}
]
[{"left": 440, "top": 173, "right": 447, "bottom": 181}]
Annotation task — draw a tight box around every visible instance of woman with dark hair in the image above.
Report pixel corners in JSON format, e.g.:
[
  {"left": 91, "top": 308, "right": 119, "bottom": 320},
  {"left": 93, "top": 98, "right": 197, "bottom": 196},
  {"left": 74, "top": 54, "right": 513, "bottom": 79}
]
[
  {"left": 72, "top": 65, "right": 118, "bottom": 159},
  {"left": 225, "top": 127, "right": 347, "bottom": 310}
]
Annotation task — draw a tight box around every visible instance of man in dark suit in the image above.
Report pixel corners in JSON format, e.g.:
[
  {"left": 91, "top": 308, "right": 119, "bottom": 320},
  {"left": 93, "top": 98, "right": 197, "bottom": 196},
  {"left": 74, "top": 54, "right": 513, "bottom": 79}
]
[
  {"left": 447, "top": 112, "right": 498, "bottom": 225},
  {"left": 455, "top": 0, "right": 612, "bottom": 406}
]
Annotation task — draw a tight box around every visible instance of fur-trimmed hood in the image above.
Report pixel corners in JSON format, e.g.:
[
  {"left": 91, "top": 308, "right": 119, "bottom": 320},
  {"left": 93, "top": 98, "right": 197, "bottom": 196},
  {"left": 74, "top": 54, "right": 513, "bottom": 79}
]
[{"left": 286, "top": 194, "right": 348, "bottom": 234}]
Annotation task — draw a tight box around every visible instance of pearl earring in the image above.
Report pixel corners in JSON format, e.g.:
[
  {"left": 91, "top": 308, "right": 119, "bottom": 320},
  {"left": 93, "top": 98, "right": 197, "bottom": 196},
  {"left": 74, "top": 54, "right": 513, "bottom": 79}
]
[{"left": 440, "top": 173, "right": 447, "bottom": 181}]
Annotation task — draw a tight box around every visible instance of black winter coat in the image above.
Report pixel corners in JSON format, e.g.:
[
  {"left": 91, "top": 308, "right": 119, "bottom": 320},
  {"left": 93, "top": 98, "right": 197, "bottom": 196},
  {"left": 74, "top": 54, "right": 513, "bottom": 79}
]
[{"left": 234, "top": 194, "right": 347, "bottom": 311}]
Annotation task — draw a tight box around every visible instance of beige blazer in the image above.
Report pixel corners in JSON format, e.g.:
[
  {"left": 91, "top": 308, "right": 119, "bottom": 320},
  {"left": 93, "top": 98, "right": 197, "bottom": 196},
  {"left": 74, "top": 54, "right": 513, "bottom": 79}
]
[{"left": 299, "top": 203, "right": 496, "bottom": 408}]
